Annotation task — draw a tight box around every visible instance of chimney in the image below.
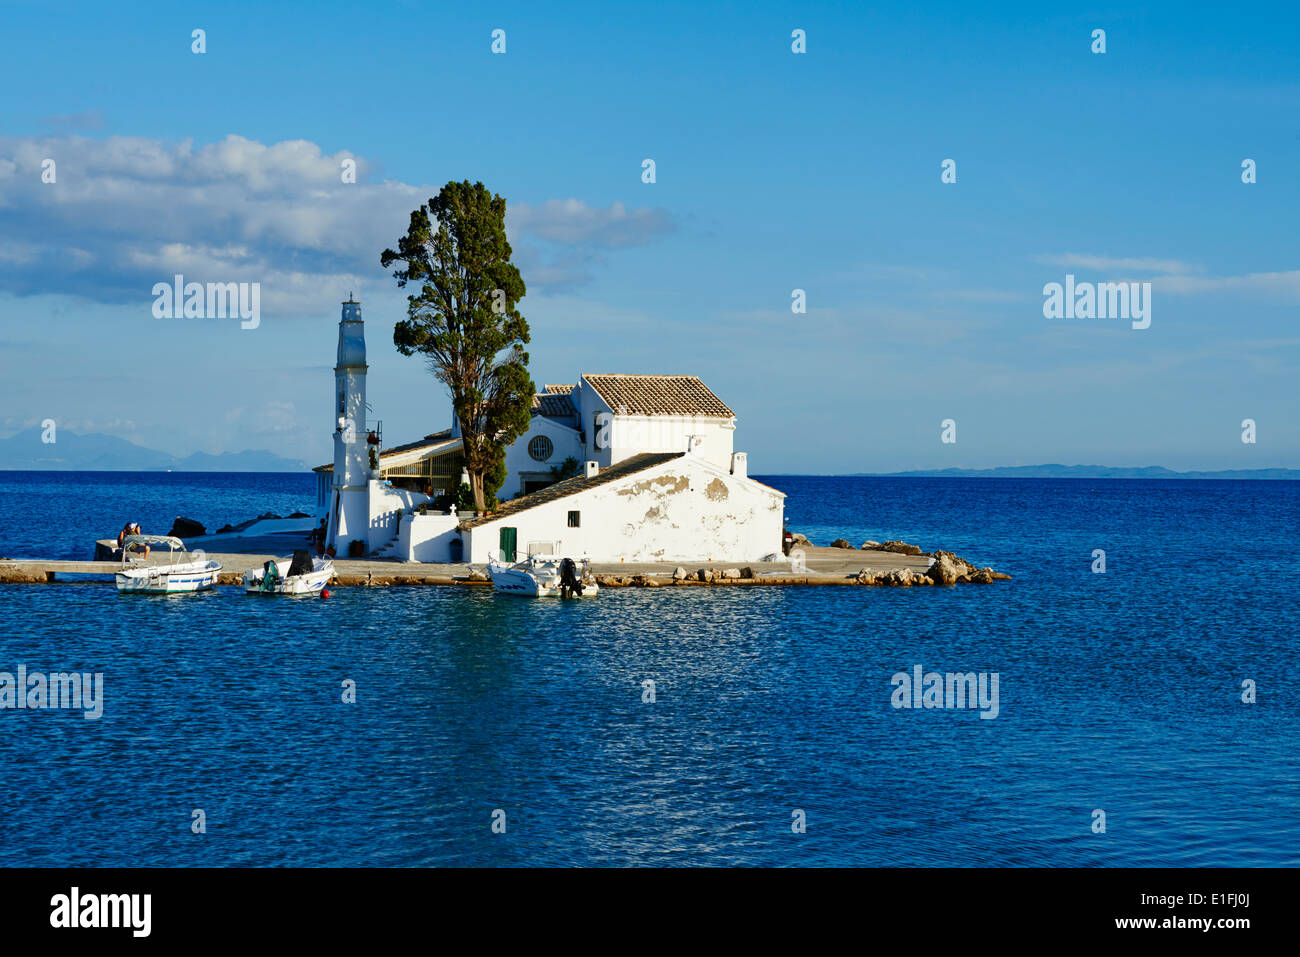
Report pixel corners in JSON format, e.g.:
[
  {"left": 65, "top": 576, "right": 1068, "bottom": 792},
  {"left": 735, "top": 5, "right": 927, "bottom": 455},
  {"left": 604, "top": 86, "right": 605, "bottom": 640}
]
[
  {"left": 731, "top": 451, "right": 748, "bottom": 478},
  {"left": 585, "top": 461, "right": 599, "bottom": 478}
]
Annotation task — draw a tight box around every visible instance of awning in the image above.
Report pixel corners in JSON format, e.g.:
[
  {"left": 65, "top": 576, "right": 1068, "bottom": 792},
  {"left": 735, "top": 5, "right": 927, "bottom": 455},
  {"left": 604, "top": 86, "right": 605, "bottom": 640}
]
[{"left": 121, "top": 535, "right": 185, "bottom": 549}]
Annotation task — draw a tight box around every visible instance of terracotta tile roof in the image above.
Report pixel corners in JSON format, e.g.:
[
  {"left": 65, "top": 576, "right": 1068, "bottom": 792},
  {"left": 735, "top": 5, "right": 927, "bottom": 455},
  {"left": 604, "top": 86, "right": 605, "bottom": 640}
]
[
  {"left": 464, "top": 452, "right": 684, "bottom": 527},
  {"left": 532, "top": 392, "right": 577, "bottom": 418},
  {"left": 313, "top": 429, "right": 456, "bottom": 473},
  {"left": 543, "top": 383, "right": 574, "bottom": 394},
  {"left": 583, "top": 374, "right": 734, "bottom": 418},
  {"left": 383, "top": 428, "right": 455, "bottom": 457}
]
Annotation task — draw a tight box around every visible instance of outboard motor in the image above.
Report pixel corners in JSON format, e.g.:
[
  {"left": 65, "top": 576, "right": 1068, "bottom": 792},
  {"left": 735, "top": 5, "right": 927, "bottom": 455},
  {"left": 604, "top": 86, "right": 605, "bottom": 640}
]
[{"left": 559, "top": 557, "right": 583, "bottom": 598}]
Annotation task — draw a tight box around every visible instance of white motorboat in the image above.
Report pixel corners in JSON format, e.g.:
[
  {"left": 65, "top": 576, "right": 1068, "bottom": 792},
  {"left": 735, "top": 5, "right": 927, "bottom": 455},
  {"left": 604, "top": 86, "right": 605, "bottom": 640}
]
[
  {"left": 486, "top": 554, "right": 599, "bottom": 597},
  {"left": 115, "top": 536, "right": 221, "bottom": 593},
  {"left": 243, "top": 550, "right": 334, "bottom": 595}
]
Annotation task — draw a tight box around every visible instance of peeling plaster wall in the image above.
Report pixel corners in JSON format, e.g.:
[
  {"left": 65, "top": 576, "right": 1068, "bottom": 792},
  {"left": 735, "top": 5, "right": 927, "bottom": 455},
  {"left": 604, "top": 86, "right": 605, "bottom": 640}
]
[{"left": 464, "top": 455, "right": 784, "bottom": 564}]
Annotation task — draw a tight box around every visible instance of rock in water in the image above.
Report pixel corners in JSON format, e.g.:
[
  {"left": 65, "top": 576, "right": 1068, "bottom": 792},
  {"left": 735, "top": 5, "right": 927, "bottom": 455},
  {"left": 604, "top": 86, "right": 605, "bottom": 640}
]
[
  {"left": 830, "top": 538, "right": 854, "bottom": 549},
  {"left": 928, "top": 553, "right": 961, "bottom": 585},
  {"left": 860, "top": 540, "right": 881, "bottom": 550},
  {"left": 879, "top": 540, "right": 923, "bottom": 556},
  {"left": 672, "top": 566, "right": 688, "bottom": 580},
  {"left": 169, "top": 516, "right": 206, "bottom": 538}
]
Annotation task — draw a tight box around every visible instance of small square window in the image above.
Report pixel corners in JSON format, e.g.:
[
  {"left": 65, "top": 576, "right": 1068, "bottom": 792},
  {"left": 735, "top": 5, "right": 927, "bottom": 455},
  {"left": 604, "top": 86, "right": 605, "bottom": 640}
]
[{"left": 567, "top": 511, "right": 580, "bottom": 528}]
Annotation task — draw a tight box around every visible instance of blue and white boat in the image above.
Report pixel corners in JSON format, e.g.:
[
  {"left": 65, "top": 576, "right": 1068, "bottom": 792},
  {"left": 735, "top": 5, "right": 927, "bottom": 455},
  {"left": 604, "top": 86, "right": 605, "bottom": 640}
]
[
  {"left": 486, "top": 554, "right": 598, "bottom": 597},
  {"left": 115, "top": 536, "right": 221, "bottom": 593}
]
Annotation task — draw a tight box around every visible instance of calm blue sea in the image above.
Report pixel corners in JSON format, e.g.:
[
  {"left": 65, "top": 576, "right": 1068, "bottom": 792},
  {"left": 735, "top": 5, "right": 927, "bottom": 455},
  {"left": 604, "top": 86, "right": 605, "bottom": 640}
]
[{"left": 0, "top": 471, "right": 1297, "bottom": 867}]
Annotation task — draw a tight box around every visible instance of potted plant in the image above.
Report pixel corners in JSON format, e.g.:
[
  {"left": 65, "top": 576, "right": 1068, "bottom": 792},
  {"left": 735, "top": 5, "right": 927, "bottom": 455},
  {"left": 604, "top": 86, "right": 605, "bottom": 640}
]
[{"left": 454, "top": 482, "right": 479, "bottom": 519}]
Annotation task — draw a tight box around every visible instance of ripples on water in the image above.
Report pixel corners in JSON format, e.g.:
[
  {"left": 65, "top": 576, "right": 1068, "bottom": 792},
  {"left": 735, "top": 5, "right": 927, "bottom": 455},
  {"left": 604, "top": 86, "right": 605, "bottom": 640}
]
[{"left": 0, "top": 476, "right": 1297, "bottom": 866}]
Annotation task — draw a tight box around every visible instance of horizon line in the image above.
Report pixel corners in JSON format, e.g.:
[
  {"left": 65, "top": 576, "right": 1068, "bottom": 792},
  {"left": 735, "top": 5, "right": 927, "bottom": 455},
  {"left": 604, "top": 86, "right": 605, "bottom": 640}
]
[{"left": 1, "top": 465, "right": 1298, "bottom": 479}]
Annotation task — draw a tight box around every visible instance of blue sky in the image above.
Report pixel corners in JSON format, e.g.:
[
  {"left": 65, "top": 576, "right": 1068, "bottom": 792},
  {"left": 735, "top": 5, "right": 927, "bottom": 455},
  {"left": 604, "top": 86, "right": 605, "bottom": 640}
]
[{"left": 0, "top": 0, "right": 1296, "bottom": 471}]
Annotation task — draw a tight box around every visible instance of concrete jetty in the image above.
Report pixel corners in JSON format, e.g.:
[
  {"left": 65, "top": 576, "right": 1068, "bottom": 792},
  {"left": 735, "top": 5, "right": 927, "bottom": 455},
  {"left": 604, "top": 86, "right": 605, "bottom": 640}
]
[{"left": 0, "top": 532, "right": 1007, "bottom": 588}]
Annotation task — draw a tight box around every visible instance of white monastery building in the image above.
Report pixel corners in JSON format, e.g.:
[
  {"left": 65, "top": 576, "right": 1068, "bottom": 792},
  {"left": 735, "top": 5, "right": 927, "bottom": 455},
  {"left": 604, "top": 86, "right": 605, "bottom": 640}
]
[{"left": 316, "top": 299, "right": 785, "bottom": 564}]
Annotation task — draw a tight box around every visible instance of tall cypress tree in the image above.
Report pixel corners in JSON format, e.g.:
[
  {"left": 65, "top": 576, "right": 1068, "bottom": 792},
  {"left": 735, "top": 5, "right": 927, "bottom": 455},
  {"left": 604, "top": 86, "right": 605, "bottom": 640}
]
[{"left": 381, "top": 181, "right": 533, "bottom": 510}]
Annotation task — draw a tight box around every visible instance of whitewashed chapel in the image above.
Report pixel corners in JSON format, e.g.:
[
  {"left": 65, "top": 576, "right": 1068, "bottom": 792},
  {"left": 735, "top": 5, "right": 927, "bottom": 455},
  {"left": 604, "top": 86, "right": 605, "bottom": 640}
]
[{"left": 314, "top": 299, "right": 785, "bottom": 563}]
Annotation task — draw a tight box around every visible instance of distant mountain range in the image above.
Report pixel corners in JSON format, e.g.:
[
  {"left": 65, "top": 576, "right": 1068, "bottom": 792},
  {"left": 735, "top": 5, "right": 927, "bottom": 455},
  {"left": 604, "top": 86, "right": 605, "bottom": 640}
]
[
  {"left": 3, "top": 431, "right": 1294, "bottom": 479},
  {"left": 856, "top": 464, "right": 1300, "bottom": 480},
  {"left": 0, "top": 427, "right": 307, "bottom": 471}
]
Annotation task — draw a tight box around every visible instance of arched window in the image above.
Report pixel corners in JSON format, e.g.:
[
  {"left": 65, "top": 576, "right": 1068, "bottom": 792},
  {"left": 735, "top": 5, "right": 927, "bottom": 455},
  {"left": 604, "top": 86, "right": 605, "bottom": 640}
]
[{"left": 528, "top": 435, "right": 554, "bottom": 462}]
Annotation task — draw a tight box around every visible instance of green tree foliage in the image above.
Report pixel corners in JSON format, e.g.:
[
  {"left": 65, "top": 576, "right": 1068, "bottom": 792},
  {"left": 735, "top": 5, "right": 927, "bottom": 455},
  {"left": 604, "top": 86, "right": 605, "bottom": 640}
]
[
  {"left": 381, "top": 181, "right": 533, "bottom": 511},
  {"left": 549, "top": 456, "right": 581, "bottom": 482}
]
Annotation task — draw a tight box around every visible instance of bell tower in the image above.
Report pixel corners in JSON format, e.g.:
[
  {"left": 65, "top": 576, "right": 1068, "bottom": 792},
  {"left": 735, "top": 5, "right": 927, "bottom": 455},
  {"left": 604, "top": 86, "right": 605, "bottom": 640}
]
[{"left": 327, "top": 296, "right": 369, "bottom": 552}]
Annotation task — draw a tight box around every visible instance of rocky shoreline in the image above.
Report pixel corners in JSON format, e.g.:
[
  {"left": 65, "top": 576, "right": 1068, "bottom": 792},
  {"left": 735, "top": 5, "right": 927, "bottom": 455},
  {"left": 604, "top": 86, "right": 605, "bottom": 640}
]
[
  {"left": 583, "top": 549, "right": 1008, "bottom": 588},
  {"left": 3, "top": 532, "right": 1009, "bottom": 590},
  {"left": 191, "top": 536, "right": 1011, "bottom": 589}
]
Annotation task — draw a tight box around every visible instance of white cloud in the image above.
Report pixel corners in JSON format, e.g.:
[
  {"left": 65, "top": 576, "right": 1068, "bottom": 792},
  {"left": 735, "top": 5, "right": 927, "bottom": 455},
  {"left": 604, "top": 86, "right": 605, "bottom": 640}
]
[
  {"left": 507, "top": 199, "right": 676, "bottom": 291},
  {"left": 1034, "top": 253, "right": 1300, "bottom": 302},
  {"left": 1035, "top": 253, "right": 1195, "bottom": 274},
  {"left": 222, "top": 402, "right": 300, "bottom": 435},
  {"left": 0, "top": 134, "right": 673, "bottom": 313},
  {"left": 1153, "top": 270, "right": 1300, "bottom": 301},
  {"left": 509, "top": 199, "right": 674, "bottom": 247}
]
